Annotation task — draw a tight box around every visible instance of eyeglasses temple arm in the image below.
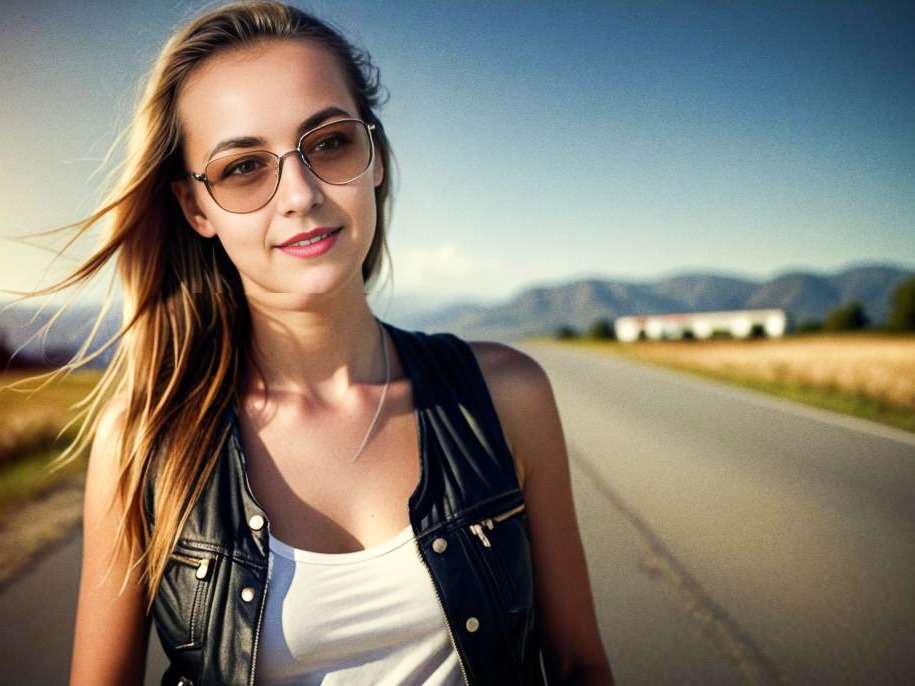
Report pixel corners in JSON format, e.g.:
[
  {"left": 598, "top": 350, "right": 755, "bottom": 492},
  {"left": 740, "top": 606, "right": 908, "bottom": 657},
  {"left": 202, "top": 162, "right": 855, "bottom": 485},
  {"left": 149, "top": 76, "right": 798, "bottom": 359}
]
[{"left": 170, "top": 171, "right": 207, "bottom": 183}]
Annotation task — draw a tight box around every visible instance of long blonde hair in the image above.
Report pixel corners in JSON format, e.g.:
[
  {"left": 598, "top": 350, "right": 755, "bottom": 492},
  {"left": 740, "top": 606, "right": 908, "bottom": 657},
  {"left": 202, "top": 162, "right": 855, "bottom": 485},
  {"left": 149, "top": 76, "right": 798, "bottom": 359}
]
[{"left": 23, "top": 1, "right": 394, "bottom": 607}]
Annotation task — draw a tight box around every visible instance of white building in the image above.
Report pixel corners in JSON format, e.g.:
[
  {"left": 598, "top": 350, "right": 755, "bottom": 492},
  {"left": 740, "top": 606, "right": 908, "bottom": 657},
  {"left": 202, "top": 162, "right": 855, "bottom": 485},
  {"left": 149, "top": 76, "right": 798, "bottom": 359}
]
[{"left": 614, "top": 308, "right": 788, "bottom": 343}]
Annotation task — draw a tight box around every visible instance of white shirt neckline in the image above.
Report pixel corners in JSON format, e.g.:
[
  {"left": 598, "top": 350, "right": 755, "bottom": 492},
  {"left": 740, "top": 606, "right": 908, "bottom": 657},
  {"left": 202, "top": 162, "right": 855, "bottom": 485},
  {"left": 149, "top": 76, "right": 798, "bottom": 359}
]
[{"left": 268, "top": 525, "right": 415, "bottom": 566}]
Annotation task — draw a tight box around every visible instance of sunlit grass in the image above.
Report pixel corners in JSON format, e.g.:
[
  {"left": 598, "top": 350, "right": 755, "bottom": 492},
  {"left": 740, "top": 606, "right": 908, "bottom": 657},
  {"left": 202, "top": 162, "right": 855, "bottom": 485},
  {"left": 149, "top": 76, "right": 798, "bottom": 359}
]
[
  {"left": 0, "top": 448, "right": 87, "bottom": 510},
  {"left": 0, "top": 369, "right": 99, "bottom": 513}
]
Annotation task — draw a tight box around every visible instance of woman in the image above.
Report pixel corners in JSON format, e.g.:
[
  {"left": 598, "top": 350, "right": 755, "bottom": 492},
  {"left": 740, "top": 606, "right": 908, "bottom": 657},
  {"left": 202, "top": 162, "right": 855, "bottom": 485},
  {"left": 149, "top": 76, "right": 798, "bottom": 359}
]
[{"left": 61, "top": 3, "right": 613, "bottom": 684}]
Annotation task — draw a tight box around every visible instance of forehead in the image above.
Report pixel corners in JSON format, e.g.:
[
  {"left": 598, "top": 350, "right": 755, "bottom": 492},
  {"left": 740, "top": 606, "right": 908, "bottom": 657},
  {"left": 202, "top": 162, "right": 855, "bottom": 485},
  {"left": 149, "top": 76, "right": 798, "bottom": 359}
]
[{"left": 177, "top": 40, "right": 357, "bottom": 162}]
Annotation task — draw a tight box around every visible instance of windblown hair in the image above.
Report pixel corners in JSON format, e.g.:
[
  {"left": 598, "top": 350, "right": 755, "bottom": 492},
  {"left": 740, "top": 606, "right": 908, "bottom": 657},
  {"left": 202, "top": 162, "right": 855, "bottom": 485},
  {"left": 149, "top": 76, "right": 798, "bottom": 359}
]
[{"left": 30, "top": 1, "right": 393, "bottom": 608}]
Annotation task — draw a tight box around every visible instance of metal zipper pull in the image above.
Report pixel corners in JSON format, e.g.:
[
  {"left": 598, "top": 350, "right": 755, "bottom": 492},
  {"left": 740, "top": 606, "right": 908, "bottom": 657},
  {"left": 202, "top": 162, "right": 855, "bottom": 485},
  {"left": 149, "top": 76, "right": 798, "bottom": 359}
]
[
  {"left": 492, "top": 503, "right": 525, "bottom": 523},
  {"left": 171, "top": 552, "right": 212, "bottom": 580},
  {"left": 469, "top": 522, "right": 492, "bottom": 547},
  {"left": 469, "top": 503, "right": 525, "bottom": 548}
]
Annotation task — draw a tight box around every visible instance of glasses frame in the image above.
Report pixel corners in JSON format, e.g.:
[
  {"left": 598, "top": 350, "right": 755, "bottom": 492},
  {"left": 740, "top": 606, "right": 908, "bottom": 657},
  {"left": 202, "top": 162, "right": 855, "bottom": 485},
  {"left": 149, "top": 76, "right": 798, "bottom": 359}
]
[{"left": 182, "top": 118, "right": 376, "bottom": 214}]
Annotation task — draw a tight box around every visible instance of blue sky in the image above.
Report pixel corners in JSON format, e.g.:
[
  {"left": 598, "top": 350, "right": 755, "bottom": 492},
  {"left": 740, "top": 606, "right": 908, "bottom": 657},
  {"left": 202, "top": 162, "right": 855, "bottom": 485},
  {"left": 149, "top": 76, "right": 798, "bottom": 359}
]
[{"left": 1, "top": 0, "right": 913, "bottom": 307}]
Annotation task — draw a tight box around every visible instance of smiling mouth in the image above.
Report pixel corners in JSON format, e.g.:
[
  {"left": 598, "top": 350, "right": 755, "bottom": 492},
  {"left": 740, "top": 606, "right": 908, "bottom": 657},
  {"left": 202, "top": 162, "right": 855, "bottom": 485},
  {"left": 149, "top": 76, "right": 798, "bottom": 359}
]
[{"left": 282, "top": 228, "right": 342, "bottom": 247}]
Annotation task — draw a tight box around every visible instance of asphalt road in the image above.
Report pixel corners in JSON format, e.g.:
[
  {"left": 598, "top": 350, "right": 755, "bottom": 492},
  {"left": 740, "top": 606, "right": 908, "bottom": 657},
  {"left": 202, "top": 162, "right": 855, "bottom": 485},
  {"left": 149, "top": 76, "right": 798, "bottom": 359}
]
[
  {"left": 2, "top": 344, "right": 913, "bottom": 685},
  {"left": 523, "top": 343, "right": 915, "bottom": 686}
]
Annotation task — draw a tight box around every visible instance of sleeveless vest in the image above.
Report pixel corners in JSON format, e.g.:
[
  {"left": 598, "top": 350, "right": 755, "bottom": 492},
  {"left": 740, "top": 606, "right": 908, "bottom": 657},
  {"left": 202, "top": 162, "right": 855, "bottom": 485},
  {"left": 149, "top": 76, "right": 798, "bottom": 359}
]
[{"left": 148, "top": 322, "right": 546, "bottom": 686}]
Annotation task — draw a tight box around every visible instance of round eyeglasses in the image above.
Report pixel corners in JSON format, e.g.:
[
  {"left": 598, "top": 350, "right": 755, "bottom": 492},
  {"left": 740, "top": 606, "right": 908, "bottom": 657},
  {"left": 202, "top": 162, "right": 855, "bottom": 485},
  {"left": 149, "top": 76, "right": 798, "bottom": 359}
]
[{"left": 182, "top": 118, "right": 376, "bottom": 214}]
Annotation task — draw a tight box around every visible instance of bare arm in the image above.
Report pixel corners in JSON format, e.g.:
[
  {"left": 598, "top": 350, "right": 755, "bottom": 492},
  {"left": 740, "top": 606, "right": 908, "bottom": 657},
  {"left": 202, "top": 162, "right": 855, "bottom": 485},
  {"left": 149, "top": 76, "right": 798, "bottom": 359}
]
[
  {"left": 69, "top": 401, "right": 150, "bottom": 686},
  {"left": 472, "top": 342, "right": 615, "bottom": 686}
]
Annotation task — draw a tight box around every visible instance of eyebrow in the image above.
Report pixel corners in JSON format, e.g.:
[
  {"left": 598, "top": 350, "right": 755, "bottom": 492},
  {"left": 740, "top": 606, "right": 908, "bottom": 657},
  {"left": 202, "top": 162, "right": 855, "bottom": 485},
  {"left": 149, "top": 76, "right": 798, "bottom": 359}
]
[{"left": 204, "top": 106, "right": 354, "bottom": 162}]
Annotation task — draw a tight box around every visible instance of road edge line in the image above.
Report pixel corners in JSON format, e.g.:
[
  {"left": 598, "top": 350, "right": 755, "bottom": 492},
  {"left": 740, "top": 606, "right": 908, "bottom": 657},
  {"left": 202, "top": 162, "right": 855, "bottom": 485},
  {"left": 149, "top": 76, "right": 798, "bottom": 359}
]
[{"left": 569, "top": 442, "right": 786, "bottom": 686}]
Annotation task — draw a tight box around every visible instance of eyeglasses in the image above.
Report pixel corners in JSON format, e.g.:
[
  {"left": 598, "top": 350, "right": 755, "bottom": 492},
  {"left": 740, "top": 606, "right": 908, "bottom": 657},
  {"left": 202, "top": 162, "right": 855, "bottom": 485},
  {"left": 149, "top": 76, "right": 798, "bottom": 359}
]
[{"left": 182, "top": 118, "right": 376, "bottom": 214}]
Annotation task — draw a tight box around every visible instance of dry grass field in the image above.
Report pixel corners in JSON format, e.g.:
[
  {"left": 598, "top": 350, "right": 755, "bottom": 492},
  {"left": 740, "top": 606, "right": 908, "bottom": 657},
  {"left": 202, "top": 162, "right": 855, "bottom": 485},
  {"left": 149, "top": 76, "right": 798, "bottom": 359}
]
[
  {"left": 0, "top": 370, "right": 100, "bottom": 511},
  {"left": 572, "top": 333, "right": 915, "bottom": 432},
  {"left": 610, "top": 334, "right": 914, "bottom": 409}
]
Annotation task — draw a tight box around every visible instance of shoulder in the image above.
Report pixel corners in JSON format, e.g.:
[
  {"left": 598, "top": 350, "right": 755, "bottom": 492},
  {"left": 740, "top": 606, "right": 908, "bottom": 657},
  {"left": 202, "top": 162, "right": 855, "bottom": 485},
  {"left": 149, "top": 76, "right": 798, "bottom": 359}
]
[
  {"left": 467, "top": 340, "right": 552, "bottom": 403},
  {"left": 92, "top": 395, "right": 129, "bottom": 460},
  {"left": 95, "top": 395, "right": 129, "bottom": 442},
  {"left": 84, "top": 395, "right": 129, "bottom": 503},
  {"left": 467, "top": 341, "right": 559, "bottom": 487}
]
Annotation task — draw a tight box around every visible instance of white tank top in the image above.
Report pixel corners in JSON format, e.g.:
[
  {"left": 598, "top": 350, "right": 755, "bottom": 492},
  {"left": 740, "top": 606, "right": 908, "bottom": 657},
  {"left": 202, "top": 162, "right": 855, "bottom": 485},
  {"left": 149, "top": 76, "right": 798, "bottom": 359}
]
[{"left": 254, "top": 525, "right": 463, "bottom": 686}]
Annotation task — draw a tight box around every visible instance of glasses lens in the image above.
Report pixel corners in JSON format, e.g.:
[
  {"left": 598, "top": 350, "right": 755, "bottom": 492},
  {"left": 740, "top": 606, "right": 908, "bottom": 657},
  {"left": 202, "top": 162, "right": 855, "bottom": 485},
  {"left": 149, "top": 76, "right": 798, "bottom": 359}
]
[
  {"left": 205, "top": 151, "right": 278, "bottom": 213},
  {"left": 301, "top": 120, "right": 372, "bottom": 184}
]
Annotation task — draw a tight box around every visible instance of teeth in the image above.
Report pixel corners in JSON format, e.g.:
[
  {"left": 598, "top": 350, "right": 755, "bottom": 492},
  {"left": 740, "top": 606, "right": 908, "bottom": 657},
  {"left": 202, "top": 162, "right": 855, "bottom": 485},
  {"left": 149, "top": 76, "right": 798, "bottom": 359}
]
[{"left": 288, "top": 230, "right": 335, "bottom": 247}]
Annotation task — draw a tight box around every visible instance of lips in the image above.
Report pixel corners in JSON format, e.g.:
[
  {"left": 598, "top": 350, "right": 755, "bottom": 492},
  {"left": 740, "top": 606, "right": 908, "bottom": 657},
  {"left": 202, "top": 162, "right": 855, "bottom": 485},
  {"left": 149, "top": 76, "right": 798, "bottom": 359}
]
[
  {"left": 275, "top": 226, "right": 343, "bottom": 259},
  {"left": 278, "top": 227, "right": 342, "bottom": 248}
]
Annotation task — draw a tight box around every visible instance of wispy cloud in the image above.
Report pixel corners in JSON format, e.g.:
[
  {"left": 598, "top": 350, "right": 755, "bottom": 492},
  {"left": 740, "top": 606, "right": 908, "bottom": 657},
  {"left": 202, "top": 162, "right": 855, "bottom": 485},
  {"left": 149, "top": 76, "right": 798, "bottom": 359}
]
[{"left": 392, "top": 243, "right": 505, "bottom": 300}]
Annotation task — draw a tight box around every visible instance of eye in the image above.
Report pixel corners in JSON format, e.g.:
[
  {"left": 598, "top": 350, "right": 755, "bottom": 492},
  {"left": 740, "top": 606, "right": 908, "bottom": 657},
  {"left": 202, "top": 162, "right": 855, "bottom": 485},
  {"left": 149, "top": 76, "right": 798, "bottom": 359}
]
[
  {"left": 209, "top": 152, "right": 275, "bottom": 186},
  {"left": 222, "top": 157, "right": 266, "bottom": 178},
  {"left": 307, "top": 132, "right": 352, "bottom": 156}
]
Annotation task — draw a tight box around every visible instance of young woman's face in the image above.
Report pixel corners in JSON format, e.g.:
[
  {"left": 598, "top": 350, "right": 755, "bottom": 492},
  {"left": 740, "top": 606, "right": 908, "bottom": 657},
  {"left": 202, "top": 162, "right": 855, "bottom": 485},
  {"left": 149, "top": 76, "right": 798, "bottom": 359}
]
[{"left": 174, "top": 40, "right": 383, "bottom": 304}]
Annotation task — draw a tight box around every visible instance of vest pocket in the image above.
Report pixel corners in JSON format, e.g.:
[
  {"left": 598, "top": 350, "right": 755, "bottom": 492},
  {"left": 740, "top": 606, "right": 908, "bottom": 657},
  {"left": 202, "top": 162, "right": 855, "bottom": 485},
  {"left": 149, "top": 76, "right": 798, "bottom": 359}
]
[
  {"left": 159, "top": 549, "right": 218, "bottom": 651},
  {"left": 466, "top": 503, "right": 534, "bottom": 613}
]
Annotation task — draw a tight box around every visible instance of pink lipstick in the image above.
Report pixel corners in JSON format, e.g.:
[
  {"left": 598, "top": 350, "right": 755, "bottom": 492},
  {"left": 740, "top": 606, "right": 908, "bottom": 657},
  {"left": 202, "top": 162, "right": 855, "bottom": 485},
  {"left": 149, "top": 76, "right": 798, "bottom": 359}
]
[{"left": 277, "top": 227, "right": 342, "bottom": 258}]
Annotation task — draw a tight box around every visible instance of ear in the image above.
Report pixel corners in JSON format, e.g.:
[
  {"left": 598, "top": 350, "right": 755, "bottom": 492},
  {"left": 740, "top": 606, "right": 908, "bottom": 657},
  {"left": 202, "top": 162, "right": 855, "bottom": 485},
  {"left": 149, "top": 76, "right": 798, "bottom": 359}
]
[{"left": 172, "top": 178, "right": 217, "bottom": 238}]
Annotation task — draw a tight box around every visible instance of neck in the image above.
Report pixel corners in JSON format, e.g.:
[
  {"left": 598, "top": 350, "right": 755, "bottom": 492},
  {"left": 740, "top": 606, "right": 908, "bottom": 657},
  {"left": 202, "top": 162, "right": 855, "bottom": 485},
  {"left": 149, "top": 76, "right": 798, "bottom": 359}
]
[{"left": 241, "top": 281, "right": 384, "bottom": 408}]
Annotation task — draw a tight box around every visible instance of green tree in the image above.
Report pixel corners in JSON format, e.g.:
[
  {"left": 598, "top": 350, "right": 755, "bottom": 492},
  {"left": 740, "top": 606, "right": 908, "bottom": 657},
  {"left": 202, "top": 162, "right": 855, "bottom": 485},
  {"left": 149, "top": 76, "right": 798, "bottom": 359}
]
[
  {"left": 796, "top": 318, "right": 823, "bottom": 334},
  {"left": 586, "top": 318, "right": 615, "bottom": 340},
  {"left": 824, "top": 301, "right": 868, "bottom": 331},
  {"left": 555, "top": 324, "right": 578, "bottom": 340},
  {"left": 887, "top": 275, "right": 915, "bottom": 331}
]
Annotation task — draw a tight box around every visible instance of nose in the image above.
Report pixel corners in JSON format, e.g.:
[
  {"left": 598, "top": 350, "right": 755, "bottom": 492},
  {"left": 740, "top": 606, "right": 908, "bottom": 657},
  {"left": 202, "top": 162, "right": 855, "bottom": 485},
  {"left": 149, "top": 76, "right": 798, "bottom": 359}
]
[{"left": 274, "top": 149, "right": 324, "bottom": 215}]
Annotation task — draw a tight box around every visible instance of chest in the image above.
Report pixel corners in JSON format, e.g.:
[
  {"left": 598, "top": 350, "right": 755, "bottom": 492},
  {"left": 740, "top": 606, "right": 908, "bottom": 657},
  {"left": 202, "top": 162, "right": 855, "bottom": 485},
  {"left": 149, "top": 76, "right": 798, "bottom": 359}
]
[
  {"left": 255, "top": 527, "right": 461, "bottom": 685},
  {"left": 238, "top": 379, "right": 420, "bottom": 553}
]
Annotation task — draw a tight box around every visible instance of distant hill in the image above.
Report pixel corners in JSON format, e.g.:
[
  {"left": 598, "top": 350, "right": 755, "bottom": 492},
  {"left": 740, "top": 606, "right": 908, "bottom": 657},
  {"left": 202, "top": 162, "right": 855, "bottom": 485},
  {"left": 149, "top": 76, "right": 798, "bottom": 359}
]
[
  {"left": 395, "top": 263, "right": 915, "bottom": 341},
  {"left": 2, "top": 263, "right": 912, "bottom": 362},
  {"left": 0, "top": 303, "right": 121, "bottom": 369}
]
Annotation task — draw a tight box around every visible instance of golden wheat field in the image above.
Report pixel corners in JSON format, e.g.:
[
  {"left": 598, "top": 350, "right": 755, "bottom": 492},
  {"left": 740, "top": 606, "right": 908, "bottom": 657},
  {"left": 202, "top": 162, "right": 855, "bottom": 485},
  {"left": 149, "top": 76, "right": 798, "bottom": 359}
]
[
  {"left": 600, "top": 334, "right": 915, "bottom": 412},
  {"left": 0, "top": 370, "right": 101, "bottom": 467}
]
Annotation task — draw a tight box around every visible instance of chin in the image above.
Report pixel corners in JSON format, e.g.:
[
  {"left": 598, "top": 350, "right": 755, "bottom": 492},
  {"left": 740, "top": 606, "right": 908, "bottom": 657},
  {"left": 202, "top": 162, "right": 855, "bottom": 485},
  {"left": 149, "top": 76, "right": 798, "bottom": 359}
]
[{"left": 244, "top": 270, "right": 364, "bottom": 308}]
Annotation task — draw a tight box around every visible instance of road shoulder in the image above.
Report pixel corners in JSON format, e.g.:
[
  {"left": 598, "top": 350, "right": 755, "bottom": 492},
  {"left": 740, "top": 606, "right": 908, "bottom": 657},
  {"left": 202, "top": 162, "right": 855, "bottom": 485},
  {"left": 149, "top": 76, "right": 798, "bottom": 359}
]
[{"left": 0, "top": 471, "right": 84, "bottom": 591}]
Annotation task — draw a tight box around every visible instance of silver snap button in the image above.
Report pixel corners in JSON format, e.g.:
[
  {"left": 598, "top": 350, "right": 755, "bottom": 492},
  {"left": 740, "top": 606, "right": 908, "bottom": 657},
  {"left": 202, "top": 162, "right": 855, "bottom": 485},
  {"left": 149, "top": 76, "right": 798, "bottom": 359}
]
[
  {"left": 465, "top": 616, "right": 480, "bottom": 633},
  {"left": 248, "top": 514, "right": 265, "bottom": 531},
  {"left": 177, "top": 679, "right": 194, "bottom": 686},
  {"left": 241, "top": 587, "right": 256, "bottom": 603},
  {"left": 432, "top": 537, "right": 448, "bottom": 554}
]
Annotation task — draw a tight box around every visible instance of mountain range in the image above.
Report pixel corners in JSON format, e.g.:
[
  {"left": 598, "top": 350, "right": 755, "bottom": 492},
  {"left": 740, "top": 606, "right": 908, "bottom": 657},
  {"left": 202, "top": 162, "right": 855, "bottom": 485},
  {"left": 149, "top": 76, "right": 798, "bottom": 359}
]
[
  {"left": 388, "top": 263, "right": 914, "bottom": 341},
  {"left": 1, "top": 263, "right": 912, "bottom": 366}
]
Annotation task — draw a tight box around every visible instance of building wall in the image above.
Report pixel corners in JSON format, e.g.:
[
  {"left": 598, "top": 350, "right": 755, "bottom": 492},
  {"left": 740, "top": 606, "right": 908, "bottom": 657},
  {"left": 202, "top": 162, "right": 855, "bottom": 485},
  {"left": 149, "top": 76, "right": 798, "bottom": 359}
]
[{"left": 615, "top": 309, "right": 787, "bottom": 342}]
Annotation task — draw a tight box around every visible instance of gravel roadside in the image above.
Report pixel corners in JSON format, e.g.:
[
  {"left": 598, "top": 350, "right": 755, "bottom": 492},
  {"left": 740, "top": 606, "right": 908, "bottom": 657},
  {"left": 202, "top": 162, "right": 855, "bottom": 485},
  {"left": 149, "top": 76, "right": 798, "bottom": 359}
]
[{"left": 0, "top": 472, "right": 85, "bottom": 590}]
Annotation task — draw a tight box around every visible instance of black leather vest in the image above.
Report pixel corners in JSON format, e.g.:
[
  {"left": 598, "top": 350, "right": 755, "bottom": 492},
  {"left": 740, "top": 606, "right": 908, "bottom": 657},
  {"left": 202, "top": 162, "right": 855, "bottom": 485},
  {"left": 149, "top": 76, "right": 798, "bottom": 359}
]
[{"left": 149, "top": 322, "right": 546, "bottom": 686}]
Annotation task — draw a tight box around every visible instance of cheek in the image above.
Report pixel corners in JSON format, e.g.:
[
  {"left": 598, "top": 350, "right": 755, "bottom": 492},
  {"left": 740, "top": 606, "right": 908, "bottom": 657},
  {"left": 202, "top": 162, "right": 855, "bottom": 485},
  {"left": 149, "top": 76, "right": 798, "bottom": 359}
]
[
  {"left": 212, "top": 218, "right": 267, "bottom": 262},
  {"left": 330, "top": 182, "right": 378, "bottom": 247},
  {"left": 353, "top": 183, "right": 379, "bottom": 234},
  {"left": 361, "top": 193, "right": 378, "bottom": 233}
]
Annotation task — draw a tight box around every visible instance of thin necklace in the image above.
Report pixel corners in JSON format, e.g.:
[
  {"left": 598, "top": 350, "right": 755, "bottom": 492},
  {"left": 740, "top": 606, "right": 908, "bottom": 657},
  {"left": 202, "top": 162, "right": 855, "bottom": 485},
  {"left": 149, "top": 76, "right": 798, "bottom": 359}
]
[{"left": 351, "top": 318, "right": 390, "bottom": 463}]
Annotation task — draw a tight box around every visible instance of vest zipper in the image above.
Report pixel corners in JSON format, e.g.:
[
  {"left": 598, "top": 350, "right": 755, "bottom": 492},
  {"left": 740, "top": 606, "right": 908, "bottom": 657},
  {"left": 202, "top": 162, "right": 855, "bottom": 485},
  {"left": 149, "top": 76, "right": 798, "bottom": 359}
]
[
  {"left": 468, "top": 503, "right": 526, "bottom": 547},
  {"left": 414, "top": 538, "right": 471, "bottom": 686},
  {"left": 248, "top": 553, "right": 270, "bottom": 686},
  {"left": 236, "top": 430, "right": 271, "bottom": 686},
  {"left": 170, "top": 552, "right": 211, "bottom": 580}
]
